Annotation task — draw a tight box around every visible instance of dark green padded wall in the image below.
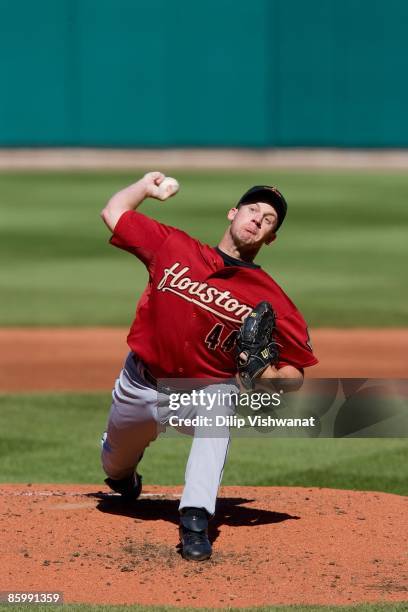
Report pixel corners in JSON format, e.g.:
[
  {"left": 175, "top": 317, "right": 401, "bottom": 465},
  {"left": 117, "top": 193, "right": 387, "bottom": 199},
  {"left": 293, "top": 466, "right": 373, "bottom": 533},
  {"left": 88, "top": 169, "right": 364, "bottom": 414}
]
[{"left": 0, "top": 0, "right": 407, "bottom": 146}]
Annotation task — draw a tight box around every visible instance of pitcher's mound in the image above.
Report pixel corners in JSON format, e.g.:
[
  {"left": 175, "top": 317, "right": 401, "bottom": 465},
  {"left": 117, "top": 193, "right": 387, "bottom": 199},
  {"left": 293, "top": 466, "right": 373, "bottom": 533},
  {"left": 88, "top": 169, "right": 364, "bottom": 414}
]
[{"left": 1, "top": 484, "right": 406, "bottom": 607}]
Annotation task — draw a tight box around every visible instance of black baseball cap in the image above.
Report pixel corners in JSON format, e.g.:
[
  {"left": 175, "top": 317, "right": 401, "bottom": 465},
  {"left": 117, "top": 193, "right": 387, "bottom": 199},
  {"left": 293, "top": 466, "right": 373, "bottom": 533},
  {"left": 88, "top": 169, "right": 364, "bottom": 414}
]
[{"left": 237, "top": 185, "right": 288, "bottom": 230}]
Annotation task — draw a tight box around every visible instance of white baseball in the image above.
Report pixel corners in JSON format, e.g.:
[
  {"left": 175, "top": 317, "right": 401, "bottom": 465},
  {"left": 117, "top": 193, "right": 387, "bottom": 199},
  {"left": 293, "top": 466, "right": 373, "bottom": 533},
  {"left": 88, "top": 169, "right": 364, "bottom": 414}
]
[{"left": 156, "top": 177, "right": 180, "bottom": 201}]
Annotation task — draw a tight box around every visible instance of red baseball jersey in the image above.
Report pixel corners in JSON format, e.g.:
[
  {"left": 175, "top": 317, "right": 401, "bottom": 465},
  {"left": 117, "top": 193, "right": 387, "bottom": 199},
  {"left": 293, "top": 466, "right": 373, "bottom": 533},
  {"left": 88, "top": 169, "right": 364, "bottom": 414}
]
[{"left": 110, "top": 211, "right": 318, "bottom": 379}]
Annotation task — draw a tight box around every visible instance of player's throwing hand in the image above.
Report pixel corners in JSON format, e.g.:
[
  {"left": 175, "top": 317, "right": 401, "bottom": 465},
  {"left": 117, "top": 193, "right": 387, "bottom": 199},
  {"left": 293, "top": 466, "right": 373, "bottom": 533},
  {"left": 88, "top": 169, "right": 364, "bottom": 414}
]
[
  {"left": 143, "top": 171, "right": 180, "bottom": 201},
  {"left": 101, "top": 171, "right": 179, "bottom": 231}
]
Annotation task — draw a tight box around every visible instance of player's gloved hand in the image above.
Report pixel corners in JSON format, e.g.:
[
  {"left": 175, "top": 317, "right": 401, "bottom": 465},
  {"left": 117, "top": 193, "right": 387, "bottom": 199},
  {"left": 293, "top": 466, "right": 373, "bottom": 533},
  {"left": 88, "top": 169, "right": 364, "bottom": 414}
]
[{"left": 235, "top": 301, "right": 280, "bottom": 390}]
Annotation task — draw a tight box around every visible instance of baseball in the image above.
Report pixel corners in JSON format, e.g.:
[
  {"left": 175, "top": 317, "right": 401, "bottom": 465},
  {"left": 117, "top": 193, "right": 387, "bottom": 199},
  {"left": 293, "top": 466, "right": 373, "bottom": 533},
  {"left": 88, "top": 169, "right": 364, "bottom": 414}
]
[{"left": 156, "top": 176, "right": 180, "bottom": 201}]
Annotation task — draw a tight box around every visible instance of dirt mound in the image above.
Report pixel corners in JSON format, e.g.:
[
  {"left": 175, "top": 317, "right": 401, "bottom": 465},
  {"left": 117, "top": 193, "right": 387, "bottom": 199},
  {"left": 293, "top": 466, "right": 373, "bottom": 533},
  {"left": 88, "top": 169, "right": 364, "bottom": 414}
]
[
  {"left": 0, "top": 328, "right": 407, "bottom": 392},
  {"left": 1, "top": 484, "right": 406, "bottom": 607}
]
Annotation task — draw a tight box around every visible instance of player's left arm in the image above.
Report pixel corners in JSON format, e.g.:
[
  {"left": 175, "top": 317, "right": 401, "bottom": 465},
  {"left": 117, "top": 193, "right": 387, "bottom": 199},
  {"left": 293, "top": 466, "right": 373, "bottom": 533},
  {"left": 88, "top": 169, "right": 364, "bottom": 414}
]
[
  {"left": 260, "top": 364, "right": 304, "bottom": 391},
  {"left": 261, "top": 307, "right": 317, "bottom": 392}
]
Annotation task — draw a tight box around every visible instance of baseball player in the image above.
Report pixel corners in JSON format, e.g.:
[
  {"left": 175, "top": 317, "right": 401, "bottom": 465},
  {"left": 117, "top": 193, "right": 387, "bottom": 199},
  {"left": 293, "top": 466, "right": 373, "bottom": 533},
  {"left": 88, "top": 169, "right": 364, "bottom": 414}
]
[{"left": 100, "top": 171, "right": 318, "bottom": 561}]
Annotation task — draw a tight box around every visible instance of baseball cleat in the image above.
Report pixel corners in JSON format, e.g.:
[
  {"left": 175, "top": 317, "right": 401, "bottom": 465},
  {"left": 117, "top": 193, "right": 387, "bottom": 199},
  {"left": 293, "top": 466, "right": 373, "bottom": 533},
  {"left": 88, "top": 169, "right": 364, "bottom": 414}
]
[
  {"left": 104, "top": 472, "right": 142, "bottom": 501},
  {"left": 179, "top": 507, "right": 212, "bottom": 561}
]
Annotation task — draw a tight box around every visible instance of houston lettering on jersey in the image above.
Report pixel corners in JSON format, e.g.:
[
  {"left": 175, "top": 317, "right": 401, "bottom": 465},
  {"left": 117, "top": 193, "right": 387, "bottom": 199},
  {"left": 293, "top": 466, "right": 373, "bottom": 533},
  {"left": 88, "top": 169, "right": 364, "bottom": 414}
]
[{"left": 157, "top": 262, "right": 253, "bottom": 323}]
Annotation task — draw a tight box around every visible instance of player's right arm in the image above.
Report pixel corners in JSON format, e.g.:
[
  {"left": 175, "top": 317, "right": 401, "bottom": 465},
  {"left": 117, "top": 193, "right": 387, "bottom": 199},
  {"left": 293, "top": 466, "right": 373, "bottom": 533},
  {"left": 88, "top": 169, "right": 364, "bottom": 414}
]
[{"left": 101, "top": 171, "right": 166, "bottom": 232}]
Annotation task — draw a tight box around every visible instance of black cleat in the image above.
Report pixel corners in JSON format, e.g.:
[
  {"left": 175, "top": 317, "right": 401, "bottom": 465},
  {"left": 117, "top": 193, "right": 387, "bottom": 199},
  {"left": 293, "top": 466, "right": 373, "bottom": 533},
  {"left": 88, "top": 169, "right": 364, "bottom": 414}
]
[
  {"left": 179, "top": 507, "right": 212, "bottom": 561},
  {"left": 105, "top": 472, "right": 142, "bottom": 501}
]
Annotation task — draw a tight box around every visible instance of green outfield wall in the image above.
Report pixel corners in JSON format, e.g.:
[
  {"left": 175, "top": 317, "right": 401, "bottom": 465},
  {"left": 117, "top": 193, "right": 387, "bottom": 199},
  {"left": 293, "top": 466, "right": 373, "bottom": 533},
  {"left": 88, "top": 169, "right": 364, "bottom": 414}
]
[{"left": 1, "top": 0, "right": 407, "bottom": 147}]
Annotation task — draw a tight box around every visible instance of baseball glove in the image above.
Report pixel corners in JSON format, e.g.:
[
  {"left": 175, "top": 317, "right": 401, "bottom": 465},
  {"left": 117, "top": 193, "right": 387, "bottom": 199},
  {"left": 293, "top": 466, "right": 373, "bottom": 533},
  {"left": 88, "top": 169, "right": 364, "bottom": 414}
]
[{"left": 236, "top": 301, "right": 280, "bottom": 390}]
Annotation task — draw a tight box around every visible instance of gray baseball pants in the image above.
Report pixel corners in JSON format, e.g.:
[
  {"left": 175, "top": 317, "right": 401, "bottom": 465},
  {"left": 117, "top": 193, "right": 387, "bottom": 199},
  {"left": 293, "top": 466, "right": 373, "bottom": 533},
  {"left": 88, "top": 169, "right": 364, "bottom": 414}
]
[{"left": 101, "top": 352, "right": 236, "bottom": 516}]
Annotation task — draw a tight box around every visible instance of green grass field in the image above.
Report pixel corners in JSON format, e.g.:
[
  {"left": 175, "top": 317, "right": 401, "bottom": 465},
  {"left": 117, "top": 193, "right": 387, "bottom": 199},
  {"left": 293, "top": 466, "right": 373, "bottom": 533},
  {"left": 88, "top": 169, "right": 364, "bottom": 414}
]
[
  {"left": 1, "top": 170, "right": 407, "bottom": 327},
  {"left": 0, "top": 394, "right": 407, "bottom": 495}
]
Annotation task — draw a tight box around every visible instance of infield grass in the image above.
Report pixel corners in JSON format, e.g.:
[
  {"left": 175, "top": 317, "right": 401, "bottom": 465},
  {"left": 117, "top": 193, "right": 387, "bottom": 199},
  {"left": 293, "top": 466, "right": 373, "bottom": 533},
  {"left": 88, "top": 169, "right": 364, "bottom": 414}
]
[
  {"left": 1, "top": 170, "right": 408, "bottom": 327},
  {"left": 0, "top": 393, "right": 407, "bottom": 495}
]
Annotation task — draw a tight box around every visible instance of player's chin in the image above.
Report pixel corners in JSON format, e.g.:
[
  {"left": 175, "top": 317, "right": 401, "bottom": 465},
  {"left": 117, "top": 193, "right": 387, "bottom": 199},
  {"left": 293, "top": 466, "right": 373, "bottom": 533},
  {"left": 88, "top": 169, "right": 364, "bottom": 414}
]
[{"left": 238, "top": 231, "right": 257, "bottom": 245}]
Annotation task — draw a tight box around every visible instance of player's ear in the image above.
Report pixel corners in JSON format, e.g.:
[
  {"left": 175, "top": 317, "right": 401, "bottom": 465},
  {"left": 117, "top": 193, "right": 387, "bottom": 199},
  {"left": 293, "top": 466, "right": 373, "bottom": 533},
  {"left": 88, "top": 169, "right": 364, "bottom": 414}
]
[{"left": 227, "top": 207, "right": 238, "bottom": 222}]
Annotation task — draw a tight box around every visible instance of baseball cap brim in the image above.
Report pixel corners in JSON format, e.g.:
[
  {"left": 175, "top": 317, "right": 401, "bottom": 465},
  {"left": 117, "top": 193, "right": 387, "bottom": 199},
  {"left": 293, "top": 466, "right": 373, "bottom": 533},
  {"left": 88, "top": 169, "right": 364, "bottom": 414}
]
[{"left": 237, "top": 185, "right": 287, "bottom": 230}]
